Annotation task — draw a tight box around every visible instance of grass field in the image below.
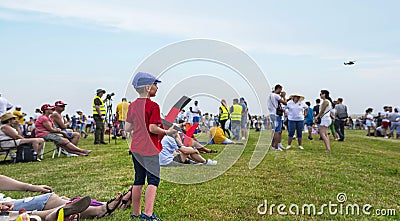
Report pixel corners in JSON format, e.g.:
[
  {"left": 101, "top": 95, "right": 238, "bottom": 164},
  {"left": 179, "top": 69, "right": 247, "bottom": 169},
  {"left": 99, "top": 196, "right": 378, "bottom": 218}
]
[{"left": 1, "top": 129, "right": 399, "bottom": 220}]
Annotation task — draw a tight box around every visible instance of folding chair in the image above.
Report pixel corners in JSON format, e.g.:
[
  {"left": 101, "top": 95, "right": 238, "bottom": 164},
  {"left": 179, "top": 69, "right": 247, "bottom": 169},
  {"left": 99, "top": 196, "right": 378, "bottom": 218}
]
[{"left": 0, "top": 138, "right": 18, "bottom": 162}]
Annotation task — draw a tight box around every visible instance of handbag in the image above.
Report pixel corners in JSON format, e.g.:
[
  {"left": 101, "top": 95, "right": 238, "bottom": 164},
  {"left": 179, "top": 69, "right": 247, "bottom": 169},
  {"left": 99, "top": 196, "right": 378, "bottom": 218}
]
[{"left": 270, "top": 94, "right": 284, "bottom": 116}]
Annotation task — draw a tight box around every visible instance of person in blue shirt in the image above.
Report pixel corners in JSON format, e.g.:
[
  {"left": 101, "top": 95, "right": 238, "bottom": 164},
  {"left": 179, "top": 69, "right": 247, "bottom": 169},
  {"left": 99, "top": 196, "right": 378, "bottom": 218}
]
[{"left": 305, "top": 101, "right": 314, "bottom": 140}]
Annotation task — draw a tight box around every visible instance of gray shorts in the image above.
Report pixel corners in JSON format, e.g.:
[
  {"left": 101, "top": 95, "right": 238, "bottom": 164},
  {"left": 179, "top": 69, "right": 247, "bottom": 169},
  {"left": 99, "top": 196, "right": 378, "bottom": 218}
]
[
  {"left": 43, "top": 133, "right": 64, "bottom": 145},
  {"left": 11, "top": 193, "right": 54, "bottom": 211}
]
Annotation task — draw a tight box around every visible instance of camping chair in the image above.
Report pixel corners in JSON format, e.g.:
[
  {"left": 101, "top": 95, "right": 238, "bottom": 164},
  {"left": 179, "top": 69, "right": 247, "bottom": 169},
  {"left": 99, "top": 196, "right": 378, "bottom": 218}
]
[
  {"left": 31, "top": 129, "right": 62, "bottom": 159},
  {"left": 0, "top": 138, "right": 19, "bottom": 162}
]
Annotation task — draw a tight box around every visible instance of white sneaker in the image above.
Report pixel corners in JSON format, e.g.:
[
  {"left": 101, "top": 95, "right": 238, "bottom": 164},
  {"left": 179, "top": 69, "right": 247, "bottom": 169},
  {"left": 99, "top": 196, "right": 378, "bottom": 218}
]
[
  {"left": 298, "top": 146, "right": 304, "bottom": 150},
  {"left": 286, "top": 145, "right": 291, "bottom": 150},
  {"left": 241, "top": 137, "right": 246, "bottom": 140},
  {"left": 205, "top": 159, "right": 217, "bottom": 165}
]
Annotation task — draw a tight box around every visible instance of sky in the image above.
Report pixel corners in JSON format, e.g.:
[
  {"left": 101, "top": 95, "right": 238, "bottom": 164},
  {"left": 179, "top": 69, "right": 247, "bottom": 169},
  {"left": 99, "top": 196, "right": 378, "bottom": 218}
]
[{"left": 0, "top": 0, "right": 399, "bottom": 117}]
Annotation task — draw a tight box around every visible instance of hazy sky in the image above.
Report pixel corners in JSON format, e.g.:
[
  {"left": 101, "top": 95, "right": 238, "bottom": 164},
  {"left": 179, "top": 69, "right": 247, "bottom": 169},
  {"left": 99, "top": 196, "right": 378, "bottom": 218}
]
[{"left": 1, "top": 0, "right": 399, "bottom": 117}]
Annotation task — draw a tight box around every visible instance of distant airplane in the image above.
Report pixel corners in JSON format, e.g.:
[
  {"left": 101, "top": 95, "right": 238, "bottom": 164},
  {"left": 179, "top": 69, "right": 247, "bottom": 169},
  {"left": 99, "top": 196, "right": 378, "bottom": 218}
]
[{"left": 344, "top": 60, "right": 356, "bottom": 65}]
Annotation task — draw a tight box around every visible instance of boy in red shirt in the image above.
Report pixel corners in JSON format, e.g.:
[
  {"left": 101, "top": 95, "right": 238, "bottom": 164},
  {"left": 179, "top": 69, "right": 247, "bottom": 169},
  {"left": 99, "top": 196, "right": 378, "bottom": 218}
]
[{"left": 125, "top": 72, "right": 176, "bottom": 221}]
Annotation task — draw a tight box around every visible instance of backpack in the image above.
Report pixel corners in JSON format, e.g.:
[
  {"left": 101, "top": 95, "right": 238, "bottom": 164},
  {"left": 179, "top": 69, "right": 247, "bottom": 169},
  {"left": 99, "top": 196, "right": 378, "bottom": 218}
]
[
  {"left": 337, "top": 105, "right": 348, "bottom": 119},
  {"left": 16, "top": 143, "right": 36, "bottom": 163}
]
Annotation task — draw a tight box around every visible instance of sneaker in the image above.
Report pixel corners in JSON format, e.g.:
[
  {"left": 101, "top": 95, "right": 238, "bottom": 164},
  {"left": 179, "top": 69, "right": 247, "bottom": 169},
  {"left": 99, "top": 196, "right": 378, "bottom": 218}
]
[
  {"left": 269, "top": 146, "right": 282, "bottom": 151},
  {"left": 205, "top": 159, "right": 217, "bottom": 165},
  {"left": 140, "top": 213, "right": 162, "bottom": 221},
  {"left": 241, "top": 137, "right": 246, "bottom": 140},
  {"left": 84, "top": 134, "right": 88, "bottom": 139},
  {"left": 286, "top": 145, "right": 291, "bottom": 150},
  {"left": 308, "top": 136, "right": 313, "bottom": 140},
  {"left": 298, "top": 146, "right": 304, "bottom": 150}
]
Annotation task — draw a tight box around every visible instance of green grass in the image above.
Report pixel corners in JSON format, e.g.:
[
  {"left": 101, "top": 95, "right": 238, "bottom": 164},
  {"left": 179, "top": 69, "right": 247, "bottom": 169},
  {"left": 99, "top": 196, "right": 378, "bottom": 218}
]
[{"left": 1, "top": 130, "right": 399, "bottom": 220}]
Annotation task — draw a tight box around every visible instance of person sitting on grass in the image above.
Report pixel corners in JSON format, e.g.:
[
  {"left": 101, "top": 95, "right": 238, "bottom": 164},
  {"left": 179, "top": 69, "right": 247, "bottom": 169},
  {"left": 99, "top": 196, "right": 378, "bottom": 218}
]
[
  {"left": 0, "top": 174, "right": 123, "bottom": 220},
  {"left": 177, "top": 120, "right": 218, "bottom": 153},
  {"left": 34, "top": 104, "right": 91, "bottom": 156},
  {"left": 50, "top": 100, "right": 81, "bottom": 146},
  {"left": 0, "top": 113, "right": 44, "bottom": 157},
  {"left": 159, "top": 130, "right": 217, "bottom": 166},
  {"left": 208, "top": 122, "right": 235, "bottom": 144}
]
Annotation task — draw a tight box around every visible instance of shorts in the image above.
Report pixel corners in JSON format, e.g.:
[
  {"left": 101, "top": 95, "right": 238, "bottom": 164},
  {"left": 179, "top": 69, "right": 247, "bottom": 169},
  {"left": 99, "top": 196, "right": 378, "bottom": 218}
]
[
  {"left": 305, "top": 119, "right": 313, "bottom": 127},
  {"left": 11, "top": 193, "right": 53, "bottom": 211},
  {"left": 288, "top": 120, "right": 304, "bottom": 138},
  {"left": 131, "top": 152, "right": 160, "bottom": 187},
  {"left": 241, "top": 116, "right": 247, "bottom": 128},
  {"left": 0, "top": 139, "right": 21, "bottom": 148},
  {"left": 42, "top": 133, "right": 64, "bottom": 145},
  {"left": 382, "top": 121, "right": 389, "bottom": 129},
  {"left": 320, "top": 117, "right": 332, "bottom": 127},
  {"left": 61, "top": 129, "right": 73, "bottom": 138},
  {"left": 173, "top": 153, "right": 185, "bottom": 163},
  {"left": 366, "top": 121, "right": 376, "bottom": 127},
  {"left": 119, "top": 121, "right": 126, "bottom": 130},
  {"left": 269, "top": 114, "right": 282, "bottom": 133}
]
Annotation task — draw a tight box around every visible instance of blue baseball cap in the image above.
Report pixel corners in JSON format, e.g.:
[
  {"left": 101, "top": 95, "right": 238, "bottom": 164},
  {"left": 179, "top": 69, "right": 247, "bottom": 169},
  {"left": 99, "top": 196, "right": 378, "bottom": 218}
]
[{"left": 132, "top": 72, "right": 162, "bottom": 89}]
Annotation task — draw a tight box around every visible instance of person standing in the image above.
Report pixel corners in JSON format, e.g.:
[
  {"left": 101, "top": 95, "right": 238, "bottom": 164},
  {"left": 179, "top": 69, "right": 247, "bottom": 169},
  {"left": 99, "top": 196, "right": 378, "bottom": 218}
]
[
  {"left": 285, "top": 94, "right": 307, "bottom": 150},
  {"left": 314, "top": 90, "right": 334, "bottom": 152},
  {"left": 304, "top": 101, "right": 314, "bottom": 140},
  {"left": 218, "top": 99, "right": 231, "bottom": 139},
  {"left": 92, "top": 89, "right": 108, "bottom": 144},
  {"left": 239, "top": 97, "right": 248, "bottom": 140},
  {"left": 191, "top": 101, "right": 201, "bottom": 134},
  {"left": 115, "top": 98, "right": 130, "bottom": 140},
  {"left": 125, "top": 72, "right": 176, "bottom": 220},
  {"left": 230, "top": 98, "right": 243, "bottom": 140},
  {"left": 268, "top": 84, "right": 287, "bottom": 151},
  {"left": 334, "top": 98, "right": 348, "bottom": 141},
  {"left": 0, "top": 93, "right": 13, "bottom": 116}
]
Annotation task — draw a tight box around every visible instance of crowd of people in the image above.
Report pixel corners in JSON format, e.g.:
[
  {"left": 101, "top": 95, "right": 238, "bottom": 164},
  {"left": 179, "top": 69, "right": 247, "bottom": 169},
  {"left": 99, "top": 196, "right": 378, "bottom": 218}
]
[{"left": 1, "top": 75, "right": 399, "bottom": 220}]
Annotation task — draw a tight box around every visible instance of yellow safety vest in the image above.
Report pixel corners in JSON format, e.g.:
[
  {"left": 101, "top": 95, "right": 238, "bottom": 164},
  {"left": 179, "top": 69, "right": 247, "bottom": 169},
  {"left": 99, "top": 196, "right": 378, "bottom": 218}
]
[
  {"left": 92, "top": 96, "right": 106, "bottom": 115},
  {"left": 231, "top": 104, "right": 242, "bottom": 121},
  {"left": 220, "top": 105, "right": 229, "bottom": 121}
]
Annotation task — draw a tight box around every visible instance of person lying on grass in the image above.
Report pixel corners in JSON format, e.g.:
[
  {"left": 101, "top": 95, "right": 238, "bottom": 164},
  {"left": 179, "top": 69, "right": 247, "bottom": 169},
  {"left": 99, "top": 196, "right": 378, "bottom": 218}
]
[{"left": 0, "top": 174, "right": 122, "bottom": 220}]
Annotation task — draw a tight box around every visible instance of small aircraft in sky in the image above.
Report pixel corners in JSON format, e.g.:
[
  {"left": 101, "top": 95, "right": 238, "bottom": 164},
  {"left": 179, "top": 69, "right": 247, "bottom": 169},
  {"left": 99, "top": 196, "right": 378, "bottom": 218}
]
[{"left": 344, "top": 60, "right": 356, "bottom": 65}]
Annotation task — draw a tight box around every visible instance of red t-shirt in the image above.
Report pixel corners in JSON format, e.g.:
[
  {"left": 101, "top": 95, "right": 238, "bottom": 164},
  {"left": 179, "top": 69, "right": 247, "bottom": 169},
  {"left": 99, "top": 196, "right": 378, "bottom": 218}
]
[
  {"left": 126, "top": 98, "right": 163, "bottom": 156},
  {"left": 34, "top": 115, "right": 54, "bottom": 137}
]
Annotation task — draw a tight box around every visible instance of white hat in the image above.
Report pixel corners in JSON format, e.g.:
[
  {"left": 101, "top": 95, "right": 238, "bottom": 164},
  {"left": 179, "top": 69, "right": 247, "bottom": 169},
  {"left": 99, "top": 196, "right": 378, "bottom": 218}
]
[
  {"left": 16, "top": 105, "right": 22, "bottom": 109},
  {"left": 290, "top": 93, "right": 305, "bottom": 101}
]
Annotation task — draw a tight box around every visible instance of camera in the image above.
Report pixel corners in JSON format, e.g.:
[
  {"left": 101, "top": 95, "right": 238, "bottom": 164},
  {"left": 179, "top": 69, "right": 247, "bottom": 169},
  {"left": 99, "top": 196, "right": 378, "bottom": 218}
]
[{"left": 106, "top": 92, "right": 115, "bottom": 100}]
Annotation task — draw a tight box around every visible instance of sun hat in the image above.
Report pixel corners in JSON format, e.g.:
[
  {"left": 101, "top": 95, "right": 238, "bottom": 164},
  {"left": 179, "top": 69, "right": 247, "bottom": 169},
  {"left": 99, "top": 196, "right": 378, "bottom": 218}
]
[
  {"left": 96, "top": 89, "right": 106, "bottom": 94},
  {"left": 290, "top": 93, "right": 305, "bottom": 101},
  {"left": 1, "top": 113, "right": 17, "bottom": 123},
  {"left": 132, "top": 72, "right": 161, "bottom": 89}
]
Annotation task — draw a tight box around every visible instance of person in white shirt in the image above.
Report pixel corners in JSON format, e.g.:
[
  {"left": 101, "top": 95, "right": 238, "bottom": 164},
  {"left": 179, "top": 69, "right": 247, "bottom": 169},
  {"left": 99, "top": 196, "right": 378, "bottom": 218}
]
[
  {"left": 267, "top": 84, "right": 287, "bottom": 151},
  {"left": 314, "top": 90, "right": 334, "bottom": 152},
  {"left": 0, "top": 93, "right": 13, "bottom": 116},
  {"left": 191, "top": 101, "right": 201, "bottom": 134},
  {"left": 285, "top": 94, "right": 308, "bottom": 150},
  {"left": 365, "top": 108, "right": 377, "bottom": 137}
]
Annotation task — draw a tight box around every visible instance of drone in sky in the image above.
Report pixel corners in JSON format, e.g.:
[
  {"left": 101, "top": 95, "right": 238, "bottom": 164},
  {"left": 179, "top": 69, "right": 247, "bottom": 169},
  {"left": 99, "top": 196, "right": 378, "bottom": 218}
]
[{"left": 344, "top": 60, "right": 356, "bottom": 65}]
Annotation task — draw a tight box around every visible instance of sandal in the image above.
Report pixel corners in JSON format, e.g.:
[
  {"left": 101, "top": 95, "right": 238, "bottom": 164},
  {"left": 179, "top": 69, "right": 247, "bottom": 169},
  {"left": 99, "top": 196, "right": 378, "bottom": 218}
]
[
  {"left": 56, "top": 196, "right": 91, "bottom": 221},
  {"left": 98, "top": 193, "right": 122, "bottom": 217},
  {"left": 119, "top": 186, "right": 133, "bottom": 210}
]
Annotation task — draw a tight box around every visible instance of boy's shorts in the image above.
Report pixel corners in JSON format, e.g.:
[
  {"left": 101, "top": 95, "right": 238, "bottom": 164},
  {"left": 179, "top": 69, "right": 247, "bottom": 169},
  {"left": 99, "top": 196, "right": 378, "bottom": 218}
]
[{"left": 131, "top": 152, "right": 160, "bottom": 187}]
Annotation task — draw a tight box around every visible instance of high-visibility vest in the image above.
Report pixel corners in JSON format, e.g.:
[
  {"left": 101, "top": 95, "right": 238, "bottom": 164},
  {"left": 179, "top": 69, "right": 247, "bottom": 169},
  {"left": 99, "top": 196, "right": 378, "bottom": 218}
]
[
  {"left": 220, "top": 105, "right": 229, "bottom": 120},
  {"left": 92, "top": 96, "right": 106, "bottom": 115},
  {"left": 231, "top": 104, "right": 242, "bottom": 121}
]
